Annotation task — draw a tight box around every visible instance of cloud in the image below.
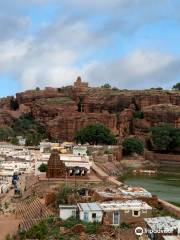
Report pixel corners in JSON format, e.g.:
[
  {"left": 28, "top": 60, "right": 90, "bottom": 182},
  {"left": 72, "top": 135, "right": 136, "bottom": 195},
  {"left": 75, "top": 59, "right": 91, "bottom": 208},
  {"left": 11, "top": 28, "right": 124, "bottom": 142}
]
[
  {"left": 0, "top": 0, "right": 180, "bottom": 93},
  {"left": 86, "top": 49, "right": 180, "bottom": 89}
]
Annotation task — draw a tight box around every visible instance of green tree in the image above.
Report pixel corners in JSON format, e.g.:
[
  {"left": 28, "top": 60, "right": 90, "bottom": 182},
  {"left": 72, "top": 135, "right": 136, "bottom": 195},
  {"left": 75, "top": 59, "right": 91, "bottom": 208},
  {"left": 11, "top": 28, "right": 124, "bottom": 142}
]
[
  {"left": 151, "top": 124, "right": 180, "bottom": 152},
  {"left": 12, "top": 114, "right": 46, "bottom": 146},
  {"left": 11, "top": 137, "right": 19, "bottom": 145},
  {"left": 122, "top": 137, "right": 144, "bottom": 155},
  {"left": 101, "top": 83, "right": 111, "bottom": 89},
  {"left": 38, "top": 163, "right": 48, "bottom": 172},
  {"left": 56, "top": 184, "right": 72, "bottom": 205},
  {"left": 74, "top": 123, "right": 116, "bottom": 145},
  {"left": 172, "top": 82, "right": 180, "bottom": 90},
  {"left": 0, "top": 125, "right": 14, "bottom": 141}
]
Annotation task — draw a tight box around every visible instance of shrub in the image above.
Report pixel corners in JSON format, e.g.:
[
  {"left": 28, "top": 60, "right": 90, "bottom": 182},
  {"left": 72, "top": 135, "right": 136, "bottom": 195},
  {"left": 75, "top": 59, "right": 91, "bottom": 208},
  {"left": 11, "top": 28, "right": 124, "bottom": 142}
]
[
  {"left": 38, "top": 163, "right": 48, "bottom": 172},
  {"left": 63, "top": 217, "right": 80, "bottom": 228},
  {"left": 0, "top": 125, "right": 14, "bottom": 141},
  {"left": 56, "top": 184, "right": 73, "bottom": 205},
  {"left": 122, "top": 137, "right": 144, "bottom": 155},
  {"left": 11, "top": 137, "right": 19, "bottom": 145},
  {"left": 133, "top": 111, "right": 144, "bottom": 119},
  {"left": 151, "top": 124, "right": 180, "bottom": 152},
  {"left": 26, "top": 221, "right": 48, "bottom": 240},
  {"left": 74, "top": 123, "right": 116, "bottom": 145},
  {"left": 120, "top": 222, "right": 131, "bottom": 229}
]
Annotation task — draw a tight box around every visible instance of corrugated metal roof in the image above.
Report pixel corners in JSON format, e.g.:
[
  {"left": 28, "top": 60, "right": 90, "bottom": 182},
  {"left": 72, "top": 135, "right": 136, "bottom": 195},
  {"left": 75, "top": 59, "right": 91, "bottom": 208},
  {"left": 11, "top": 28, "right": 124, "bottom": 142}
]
[{"left": 78, "top": 202, "right": 102, "bottom": 212}]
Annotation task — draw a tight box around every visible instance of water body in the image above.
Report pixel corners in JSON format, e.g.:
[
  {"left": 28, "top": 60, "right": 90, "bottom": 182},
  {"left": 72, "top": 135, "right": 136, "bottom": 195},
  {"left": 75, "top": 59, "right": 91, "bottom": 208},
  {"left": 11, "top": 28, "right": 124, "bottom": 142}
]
[{"left": 124, "top": 174, "right": 180, "bottom": 206}]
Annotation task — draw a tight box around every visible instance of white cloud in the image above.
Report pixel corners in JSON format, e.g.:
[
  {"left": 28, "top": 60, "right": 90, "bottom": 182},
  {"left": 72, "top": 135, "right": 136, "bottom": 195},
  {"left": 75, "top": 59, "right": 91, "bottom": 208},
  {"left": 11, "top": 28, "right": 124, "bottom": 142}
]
[
  {"left": 86, "top": 49, "right": 180, "bottom": 89},
  {"left": 0, "top": 0, "right": 180, "bottom": 92}
]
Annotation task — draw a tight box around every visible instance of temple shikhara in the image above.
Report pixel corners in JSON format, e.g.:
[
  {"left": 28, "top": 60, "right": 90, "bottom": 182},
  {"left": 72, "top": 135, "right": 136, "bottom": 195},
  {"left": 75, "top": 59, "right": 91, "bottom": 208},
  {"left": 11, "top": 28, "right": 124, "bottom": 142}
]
[
  {"left": 46, "top": 149, "right": 90, "bottom": 178},
  {"left": 46, "top": 150, "right": 66, "bottom": 178}
]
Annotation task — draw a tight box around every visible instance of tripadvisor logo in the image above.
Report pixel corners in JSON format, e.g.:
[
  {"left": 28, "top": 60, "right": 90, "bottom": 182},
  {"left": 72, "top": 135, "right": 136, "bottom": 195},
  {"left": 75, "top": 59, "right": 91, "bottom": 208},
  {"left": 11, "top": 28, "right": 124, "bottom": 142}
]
[
  {"left": 135, "top": 221, "right": 180, "bottom": 237},
  {"left": 135, "top": 227, "right": 144, "bottom": 236}
]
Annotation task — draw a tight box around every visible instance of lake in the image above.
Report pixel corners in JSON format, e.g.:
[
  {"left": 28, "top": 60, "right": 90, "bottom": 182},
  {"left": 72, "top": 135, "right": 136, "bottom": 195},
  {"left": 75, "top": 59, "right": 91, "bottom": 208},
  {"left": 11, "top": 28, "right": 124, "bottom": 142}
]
[{"left": 124, "top": 174, "right": 180, "bottom": 206}]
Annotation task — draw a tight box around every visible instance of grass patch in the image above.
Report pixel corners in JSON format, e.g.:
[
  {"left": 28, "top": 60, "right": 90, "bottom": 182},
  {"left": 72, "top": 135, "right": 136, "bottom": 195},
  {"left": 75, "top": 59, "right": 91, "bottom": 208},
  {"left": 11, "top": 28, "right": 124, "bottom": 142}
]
[{"left": 46, "top": 97, "right": 73, "bottom": 104}]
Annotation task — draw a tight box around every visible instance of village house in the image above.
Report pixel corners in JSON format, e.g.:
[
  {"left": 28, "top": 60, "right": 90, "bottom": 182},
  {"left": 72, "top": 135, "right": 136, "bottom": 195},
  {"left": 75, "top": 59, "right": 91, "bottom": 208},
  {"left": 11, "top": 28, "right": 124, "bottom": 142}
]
[
  {"left": 101, "top": 200, "right": 152, "bottom": 225},
  {"left": 59, "top": 200, "right": 152, "bottom": 225}
]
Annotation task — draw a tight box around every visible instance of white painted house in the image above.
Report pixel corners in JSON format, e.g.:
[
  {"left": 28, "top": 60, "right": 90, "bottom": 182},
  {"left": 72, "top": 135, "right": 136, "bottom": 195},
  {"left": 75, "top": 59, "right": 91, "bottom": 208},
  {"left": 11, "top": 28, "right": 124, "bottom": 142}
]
[{"left": 77, "top": 202, "right": 103, "bottom": 223}]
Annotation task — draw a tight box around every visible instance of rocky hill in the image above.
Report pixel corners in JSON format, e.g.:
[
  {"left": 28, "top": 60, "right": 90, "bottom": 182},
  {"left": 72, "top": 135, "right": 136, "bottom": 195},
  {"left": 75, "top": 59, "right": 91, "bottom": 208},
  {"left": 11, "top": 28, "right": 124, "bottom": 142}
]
[{"left": 0, "top": 77, "right": 180, "bottom": 142}]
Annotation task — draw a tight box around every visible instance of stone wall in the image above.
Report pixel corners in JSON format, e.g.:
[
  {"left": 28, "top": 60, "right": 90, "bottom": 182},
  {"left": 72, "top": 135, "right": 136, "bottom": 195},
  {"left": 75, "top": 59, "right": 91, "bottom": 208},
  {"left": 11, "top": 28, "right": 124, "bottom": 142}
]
[
  {"left": 158, "top": 199, "right": 180, "bottom": 218},
  {"left": 145, "top": 151, "right": 180, "bottom": 162}
]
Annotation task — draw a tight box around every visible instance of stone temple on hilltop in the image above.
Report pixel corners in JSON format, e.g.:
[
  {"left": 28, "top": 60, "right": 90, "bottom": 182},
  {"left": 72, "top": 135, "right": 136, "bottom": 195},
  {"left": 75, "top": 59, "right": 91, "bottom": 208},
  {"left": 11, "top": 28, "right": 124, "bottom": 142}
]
[{"left": 74, "top": 76, "right": 89, "bottom": 91}]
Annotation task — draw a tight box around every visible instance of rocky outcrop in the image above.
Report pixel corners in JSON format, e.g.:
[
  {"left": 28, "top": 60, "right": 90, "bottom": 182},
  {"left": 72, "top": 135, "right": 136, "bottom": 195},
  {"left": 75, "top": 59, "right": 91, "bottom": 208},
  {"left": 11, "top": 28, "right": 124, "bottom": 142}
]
[
  {"left": 143, "top": 104, "right": 180, "bottom": 127},
  {"left": 0, "top": 78, "right": 179, "bottom": 141}
]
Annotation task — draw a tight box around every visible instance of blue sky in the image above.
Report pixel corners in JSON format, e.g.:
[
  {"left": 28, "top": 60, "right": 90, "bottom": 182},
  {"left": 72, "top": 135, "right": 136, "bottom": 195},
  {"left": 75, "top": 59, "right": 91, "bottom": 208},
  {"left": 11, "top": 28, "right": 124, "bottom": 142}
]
[{"left": 0, "top": 0, "right": 180, "bottom": 96}]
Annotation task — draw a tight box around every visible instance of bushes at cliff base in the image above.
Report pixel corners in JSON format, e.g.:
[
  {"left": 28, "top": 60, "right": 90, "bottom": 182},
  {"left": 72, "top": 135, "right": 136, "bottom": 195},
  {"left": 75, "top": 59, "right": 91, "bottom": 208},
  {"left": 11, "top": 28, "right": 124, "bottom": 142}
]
[{"left": 122, "top": 137, "right": 144, "bottom": 155}]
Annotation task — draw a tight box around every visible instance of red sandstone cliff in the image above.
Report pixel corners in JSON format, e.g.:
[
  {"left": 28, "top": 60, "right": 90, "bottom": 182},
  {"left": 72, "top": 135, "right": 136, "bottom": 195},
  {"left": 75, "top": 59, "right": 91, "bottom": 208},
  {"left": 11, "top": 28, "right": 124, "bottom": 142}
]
[{"left": 0, "top": 78, "right": 179, "bottom": 141}]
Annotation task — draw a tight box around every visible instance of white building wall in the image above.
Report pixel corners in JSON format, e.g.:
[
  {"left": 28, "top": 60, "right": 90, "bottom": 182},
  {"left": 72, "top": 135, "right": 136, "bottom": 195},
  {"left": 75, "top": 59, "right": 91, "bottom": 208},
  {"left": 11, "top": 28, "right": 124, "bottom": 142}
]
[{"left": 59, "top": 208, "right": 77, "bottom": 220}]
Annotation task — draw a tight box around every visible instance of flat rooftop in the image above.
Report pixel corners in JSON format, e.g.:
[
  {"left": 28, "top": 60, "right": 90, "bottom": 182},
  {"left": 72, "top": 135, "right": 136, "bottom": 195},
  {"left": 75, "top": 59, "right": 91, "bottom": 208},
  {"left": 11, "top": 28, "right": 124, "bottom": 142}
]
[{"left": 100, "top": 200, "right": 152, "bottom": 211}]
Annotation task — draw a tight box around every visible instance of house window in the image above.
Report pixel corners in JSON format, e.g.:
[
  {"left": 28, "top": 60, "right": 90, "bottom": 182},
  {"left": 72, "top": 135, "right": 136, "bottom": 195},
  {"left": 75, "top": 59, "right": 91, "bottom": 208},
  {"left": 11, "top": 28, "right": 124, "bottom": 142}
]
[
  {"left": 84, "top": 212, "right": 88, "bottom": 221},
  {"left": 132, "top": 210, "right": 140, "bottom": 217},
  {"left": 113, "top": 211, "right": 119, "bottom": 225},
  {"left": 92, "top": 213, "right": 96, "bottom": 219}
]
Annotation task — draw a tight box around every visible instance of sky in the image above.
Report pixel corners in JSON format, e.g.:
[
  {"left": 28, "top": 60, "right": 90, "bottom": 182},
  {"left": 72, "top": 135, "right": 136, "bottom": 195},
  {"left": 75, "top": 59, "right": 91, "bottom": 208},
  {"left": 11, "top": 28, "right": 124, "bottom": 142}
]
[{"left": 0, "top": 0, "right": 180, "bottom": 96}]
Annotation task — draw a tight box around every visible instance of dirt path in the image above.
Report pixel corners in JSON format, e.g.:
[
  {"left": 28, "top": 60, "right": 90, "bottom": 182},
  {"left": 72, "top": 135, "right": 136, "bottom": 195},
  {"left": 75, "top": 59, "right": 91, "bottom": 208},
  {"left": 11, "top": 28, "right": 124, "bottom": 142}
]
[{"left": 0, "top": 215, "right": 20, "bottom": 240}]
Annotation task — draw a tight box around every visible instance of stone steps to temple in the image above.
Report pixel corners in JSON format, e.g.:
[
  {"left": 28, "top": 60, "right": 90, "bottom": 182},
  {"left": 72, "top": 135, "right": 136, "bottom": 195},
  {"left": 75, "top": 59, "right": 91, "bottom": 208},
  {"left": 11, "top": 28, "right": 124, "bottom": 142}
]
[{"left": 16, "top": 197, "right": 53, "bottom": 231}]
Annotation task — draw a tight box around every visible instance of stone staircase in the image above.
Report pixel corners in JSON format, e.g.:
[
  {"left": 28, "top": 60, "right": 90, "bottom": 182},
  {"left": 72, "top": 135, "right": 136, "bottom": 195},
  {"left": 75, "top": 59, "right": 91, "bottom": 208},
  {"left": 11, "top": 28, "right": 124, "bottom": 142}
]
[{"left": 16, "top": 197, "right": 53, "bottom": 231}]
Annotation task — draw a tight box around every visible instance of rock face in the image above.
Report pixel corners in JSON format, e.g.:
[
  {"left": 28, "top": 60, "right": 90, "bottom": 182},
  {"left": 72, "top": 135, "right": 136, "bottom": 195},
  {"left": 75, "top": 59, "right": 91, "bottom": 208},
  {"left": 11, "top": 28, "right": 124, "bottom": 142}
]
[{"left": 0, "top": 77, "right": 180, "bottom": 141}]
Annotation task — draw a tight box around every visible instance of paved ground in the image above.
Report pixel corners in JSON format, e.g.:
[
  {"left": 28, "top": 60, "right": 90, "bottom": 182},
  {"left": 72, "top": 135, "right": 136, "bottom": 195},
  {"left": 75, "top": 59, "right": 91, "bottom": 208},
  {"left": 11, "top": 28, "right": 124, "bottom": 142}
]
[{"left": 0, "top": 175, "right": 26, "bottom": 239}]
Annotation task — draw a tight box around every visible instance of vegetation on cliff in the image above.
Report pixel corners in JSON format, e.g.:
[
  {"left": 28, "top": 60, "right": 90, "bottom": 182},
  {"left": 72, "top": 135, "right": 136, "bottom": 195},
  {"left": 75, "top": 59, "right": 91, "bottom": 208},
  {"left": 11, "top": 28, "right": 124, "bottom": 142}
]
[
  {"left": 74, "top": 123, "right": 116, "bottom": 145},
  {"left": 0, "top": 114, "right": 46, "bottom": 146},
  {"left": 122, "top": 137, "right": 144, "bottom": 155},
  {"left": 172, "top": 82, "right": 180, "bottom": 90}
]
